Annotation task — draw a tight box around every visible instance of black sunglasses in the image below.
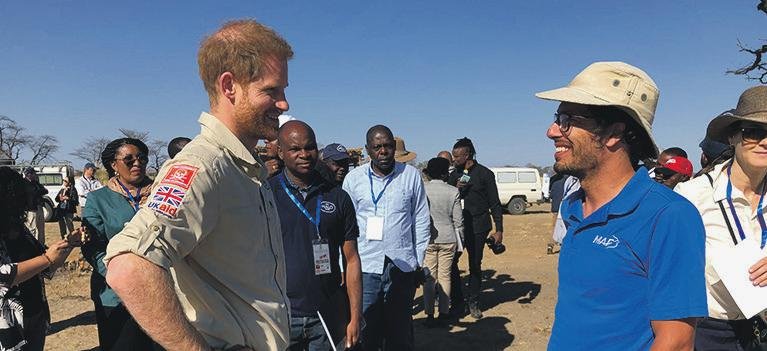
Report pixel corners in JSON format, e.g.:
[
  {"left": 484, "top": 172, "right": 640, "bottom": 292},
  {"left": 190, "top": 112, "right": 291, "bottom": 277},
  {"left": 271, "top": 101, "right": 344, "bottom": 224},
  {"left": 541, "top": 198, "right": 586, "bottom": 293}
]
[
  {"left": 741, "top": 127, "right": 767, "bottom": 143},
  {"left": 115, "top": 153, "right": 148, "bottom": 165},
  {"left": 554, "top": 112, "right": 592, "bottom": 133}
]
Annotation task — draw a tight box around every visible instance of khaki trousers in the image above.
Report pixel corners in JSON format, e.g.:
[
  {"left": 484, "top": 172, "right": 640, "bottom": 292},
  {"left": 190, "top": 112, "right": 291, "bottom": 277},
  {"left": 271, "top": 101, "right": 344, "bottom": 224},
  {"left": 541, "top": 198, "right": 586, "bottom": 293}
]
[
  {"left": 25, "top": 207, "right": 46, "bottom": 244},
  {"left": 423, "top": 242, "right": 456, "bottom": 316}
]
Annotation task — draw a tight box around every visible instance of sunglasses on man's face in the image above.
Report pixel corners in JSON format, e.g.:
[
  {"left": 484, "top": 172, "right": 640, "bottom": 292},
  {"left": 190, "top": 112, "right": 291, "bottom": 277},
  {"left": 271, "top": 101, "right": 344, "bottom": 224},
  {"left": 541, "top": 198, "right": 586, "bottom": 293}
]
[{"left": 740, "top": 127, "right": 767, "bottom": 143}]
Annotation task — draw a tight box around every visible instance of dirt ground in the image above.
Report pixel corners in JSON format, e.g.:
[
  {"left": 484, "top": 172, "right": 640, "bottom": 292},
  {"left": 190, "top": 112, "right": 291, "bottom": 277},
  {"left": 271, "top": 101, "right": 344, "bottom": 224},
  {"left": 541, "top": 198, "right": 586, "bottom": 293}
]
[{"left": 41, "top": 203, "right": 558, "bottom": 351}]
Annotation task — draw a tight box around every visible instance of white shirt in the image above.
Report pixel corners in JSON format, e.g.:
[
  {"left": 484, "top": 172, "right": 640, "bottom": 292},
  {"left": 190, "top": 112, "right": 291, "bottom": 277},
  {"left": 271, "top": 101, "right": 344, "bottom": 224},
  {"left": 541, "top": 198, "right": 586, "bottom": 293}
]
[
  {"left": 675, "top": 160, "right": 767, "bottom": 320},
  {"left": 75, "top": 175, "right": 103, "bottom": 207}
]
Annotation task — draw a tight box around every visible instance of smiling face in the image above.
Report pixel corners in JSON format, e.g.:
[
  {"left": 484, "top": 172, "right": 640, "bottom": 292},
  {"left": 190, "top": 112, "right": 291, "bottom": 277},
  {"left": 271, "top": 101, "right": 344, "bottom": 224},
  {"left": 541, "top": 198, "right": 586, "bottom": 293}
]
[
  {"left": 731, "top": 121, "right": 767, "bottom": 171},
  {"left": 111, "top": 144, "right": 148, "bottom": 185},
  {"left": 546, "top": 102, "right": 603, "bottom": 178},
  {"left": 233, "top": 55, "right": 290, "bottom": 142}
]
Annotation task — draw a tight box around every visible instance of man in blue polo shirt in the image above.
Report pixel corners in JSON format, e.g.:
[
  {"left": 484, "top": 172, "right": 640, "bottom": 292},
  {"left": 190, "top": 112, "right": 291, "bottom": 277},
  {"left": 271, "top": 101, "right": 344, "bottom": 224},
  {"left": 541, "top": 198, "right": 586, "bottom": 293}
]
[
  {"left": 536, "top": 62, "right": 708, "bottom": 350},
  {"left": 269, "top": 120, "right": 363, "bottom": 350}
]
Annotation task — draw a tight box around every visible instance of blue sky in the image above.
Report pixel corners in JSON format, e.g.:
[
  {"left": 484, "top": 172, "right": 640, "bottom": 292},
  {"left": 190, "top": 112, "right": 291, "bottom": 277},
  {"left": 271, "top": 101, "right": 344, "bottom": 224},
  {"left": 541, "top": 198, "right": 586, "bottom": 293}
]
[{"left": 1, "top": 1, "right": 764, "bottom": 169}]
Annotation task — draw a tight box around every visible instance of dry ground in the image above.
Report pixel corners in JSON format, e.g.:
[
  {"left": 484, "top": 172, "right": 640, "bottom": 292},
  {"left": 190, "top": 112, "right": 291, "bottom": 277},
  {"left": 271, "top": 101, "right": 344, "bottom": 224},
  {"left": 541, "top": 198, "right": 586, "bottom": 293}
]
[{"left": 41, "top": 204, "right": 558, "bottom": 351}]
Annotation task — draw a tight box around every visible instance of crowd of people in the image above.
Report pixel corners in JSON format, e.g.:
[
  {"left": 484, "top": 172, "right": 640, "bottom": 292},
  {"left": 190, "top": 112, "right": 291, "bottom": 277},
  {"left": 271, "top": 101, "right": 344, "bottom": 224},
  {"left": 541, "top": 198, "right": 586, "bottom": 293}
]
[{"left": 2, "top": 16, "right": 767, "bottom": 351}]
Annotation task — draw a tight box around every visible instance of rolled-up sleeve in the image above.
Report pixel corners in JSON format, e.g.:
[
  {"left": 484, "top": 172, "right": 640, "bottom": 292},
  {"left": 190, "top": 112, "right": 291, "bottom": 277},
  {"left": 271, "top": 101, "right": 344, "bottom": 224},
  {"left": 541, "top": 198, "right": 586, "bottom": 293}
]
[{"left": 105, "top": 158, "right": 220, "bottom": 270}]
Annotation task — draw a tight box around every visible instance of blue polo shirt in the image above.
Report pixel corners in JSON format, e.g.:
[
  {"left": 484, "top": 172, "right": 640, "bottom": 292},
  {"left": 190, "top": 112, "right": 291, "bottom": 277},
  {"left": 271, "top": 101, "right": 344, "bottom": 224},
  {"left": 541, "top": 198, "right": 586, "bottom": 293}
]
[
  {"left": 269, "top": 171, "right": 359, "bottom": 317},
  {"left": 548, "top": 168, "right": 707, "bottom": 351}
]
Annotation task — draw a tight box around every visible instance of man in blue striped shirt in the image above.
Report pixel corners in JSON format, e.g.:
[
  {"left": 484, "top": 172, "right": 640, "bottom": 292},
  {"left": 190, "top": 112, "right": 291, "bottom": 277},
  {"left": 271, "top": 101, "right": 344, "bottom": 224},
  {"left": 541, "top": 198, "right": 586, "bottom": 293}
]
[{"left": 342, "top": 125, "right": 430, "bottom": 351}]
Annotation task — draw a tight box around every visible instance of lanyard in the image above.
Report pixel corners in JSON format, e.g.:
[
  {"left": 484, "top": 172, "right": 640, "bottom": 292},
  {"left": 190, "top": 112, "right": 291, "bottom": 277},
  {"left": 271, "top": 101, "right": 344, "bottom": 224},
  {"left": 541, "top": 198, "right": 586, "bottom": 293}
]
[
  {"left": 725, "top": 163, "right": 767, "bottom": 248},
  {"left": 280, "top": 178, "right": 322, "bottom": 239},
  {"left": 116, "top": 179, "right": 142, "bottom": 212},
  {"left": 368, "top": 168, "right": 394, "bottom": 214}
]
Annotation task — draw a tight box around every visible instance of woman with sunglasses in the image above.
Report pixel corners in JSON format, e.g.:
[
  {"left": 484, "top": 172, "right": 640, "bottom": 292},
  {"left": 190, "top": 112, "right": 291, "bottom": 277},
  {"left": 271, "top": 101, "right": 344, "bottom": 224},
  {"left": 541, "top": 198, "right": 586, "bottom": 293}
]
[
  {"left": 675, "top": 86, "right": 767, "bottom": 350},
  {"left": 81, "top": 138, "right": 162, "bottom": 351}
]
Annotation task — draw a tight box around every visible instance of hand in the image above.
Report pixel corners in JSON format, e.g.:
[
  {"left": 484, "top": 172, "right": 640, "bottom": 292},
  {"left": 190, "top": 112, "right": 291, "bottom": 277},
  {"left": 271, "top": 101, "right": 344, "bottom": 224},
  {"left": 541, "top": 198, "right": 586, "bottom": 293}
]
[
  {"left": 66, "top": 227, "right": 89, "bottom": 247},
  {"left": 345, "top": 317, "right": 361, "bottom": 349},
  {"left": 490, "top": 231, "right": 504, "bottom": 244},
  {"left": 45, "top": 240, "right": 73, "bottom": 268},
  {"left": 456, "top": 181, "right": 467, "bottom": 189},
  {"left": 750, "top": 257, "right": 767, "bottom": 286}
]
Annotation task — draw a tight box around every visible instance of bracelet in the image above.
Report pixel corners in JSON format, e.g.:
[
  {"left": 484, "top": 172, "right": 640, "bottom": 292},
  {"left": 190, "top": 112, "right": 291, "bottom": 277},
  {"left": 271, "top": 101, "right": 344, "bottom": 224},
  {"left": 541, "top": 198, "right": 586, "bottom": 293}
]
[{"left": 42, "top": 253, "right": 53, "bottom": 266}]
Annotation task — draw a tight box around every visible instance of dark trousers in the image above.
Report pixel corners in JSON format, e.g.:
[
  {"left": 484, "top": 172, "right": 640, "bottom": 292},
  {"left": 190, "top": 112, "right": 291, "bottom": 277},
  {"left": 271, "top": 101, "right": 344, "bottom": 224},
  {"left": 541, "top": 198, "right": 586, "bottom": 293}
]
[
  {"left": 22, "top": 311, "right": 48, "bottom": 351},
  {"left": 94, "top": 301, "right": 164, "bottom": 351},
  {"left": 464, "top": 231, "right": 489, "bottom": 304},
  {"left": 288, "top": 316, "right": 330, "bottom": 351},
  {"left": 695, "top": 317, "right": 761, "bottom": 351},
  {"left": 450, "top": 251, "right": 465, "bottom": 311},
  {"left": 361, "top": 258, "right": 416, "bottom": 351}
]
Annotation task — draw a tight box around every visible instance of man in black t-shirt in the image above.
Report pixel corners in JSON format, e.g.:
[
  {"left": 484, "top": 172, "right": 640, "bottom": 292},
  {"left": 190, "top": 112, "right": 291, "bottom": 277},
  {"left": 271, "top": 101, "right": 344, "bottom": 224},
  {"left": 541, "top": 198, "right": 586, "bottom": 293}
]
[
  {"left": 447, "top": 137, "right": 504, "bottom": 319},
  {"left": 269, "top": 121, "right": 363, "bottom": 350}
]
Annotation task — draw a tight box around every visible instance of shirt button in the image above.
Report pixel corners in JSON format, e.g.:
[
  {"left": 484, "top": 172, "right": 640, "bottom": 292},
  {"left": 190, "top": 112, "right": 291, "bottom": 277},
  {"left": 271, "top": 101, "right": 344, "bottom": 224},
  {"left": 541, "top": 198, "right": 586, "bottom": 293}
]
[{"left": 151, "top": 225, "right": 160, "bottom": 231}]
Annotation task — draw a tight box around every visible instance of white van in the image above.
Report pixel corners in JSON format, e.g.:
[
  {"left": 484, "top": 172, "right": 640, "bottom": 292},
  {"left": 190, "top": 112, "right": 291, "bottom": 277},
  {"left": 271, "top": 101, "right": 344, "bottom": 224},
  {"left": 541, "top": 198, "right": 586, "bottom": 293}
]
[
  {"left": 490, "top": 167, "right": 544, "bottom": 215},
  {"left": 10, "top": 163, "right": 75, "bottom": 221}
]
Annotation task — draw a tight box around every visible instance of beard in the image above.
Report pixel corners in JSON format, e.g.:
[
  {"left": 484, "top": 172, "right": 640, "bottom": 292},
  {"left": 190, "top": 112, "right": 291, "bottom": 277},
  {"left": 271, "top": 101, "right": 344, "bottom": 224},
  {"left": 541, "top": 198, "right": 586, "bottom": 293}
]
[
  {"left": 553, "top": 140, "right": 600, "bottom": 180},
  {"left": 234, "top": 96, "right": 281, "bottom": 141}
]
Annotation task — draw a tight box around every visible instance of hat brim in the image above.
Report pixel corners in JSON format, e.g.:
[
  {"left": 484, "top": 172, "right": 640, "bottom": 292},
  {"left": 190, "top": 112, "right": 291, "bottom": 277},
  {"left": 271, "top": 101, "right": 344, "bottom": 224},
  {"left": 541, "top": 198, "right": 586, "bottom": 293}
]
[
  {"left": 705, "top": 109, "right": 767, "bottom": 144},
  {"left": 536, "top": 86, "right": 659, "bottom": 158},
  {"left": 395, "top": 152, "right": 417, "bottom": 163}
]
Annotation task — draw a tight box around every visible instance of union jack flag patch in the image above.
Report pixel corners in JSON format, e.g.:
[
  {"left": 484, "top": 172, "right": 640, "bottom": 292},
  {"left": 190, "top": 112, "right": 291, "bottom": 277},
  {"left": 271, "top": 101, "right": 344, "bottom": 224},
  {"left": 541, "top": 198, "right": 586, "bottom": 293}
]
[{"left": 147, "top": 185, "right": 187, "bottom": 218}]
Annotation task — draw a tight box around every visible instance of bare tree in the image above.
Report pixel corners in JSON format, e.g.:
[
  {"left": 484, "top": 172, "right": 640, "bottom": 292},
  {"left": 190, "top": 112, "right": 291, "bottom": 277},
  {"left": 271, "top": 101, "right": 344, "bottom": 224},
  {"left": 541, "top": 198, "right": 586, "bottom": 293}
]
[
  {"left": 70, "top": 137, "right": 111, "bottom": 166},
  {"left": 27, "top": 135, "right": 59, "bottom": 165},
  {"left": 118, "top": 128, "right": 150, "bottom": 143},
  {"left": 147, "top": 139, "right": 168, "bottom": 174},
  {"left": 0, "top": 115, "right": 29, "bottom": 161},
  {"left": 729, "top": 1, "right": 767, "bottom": 83}
]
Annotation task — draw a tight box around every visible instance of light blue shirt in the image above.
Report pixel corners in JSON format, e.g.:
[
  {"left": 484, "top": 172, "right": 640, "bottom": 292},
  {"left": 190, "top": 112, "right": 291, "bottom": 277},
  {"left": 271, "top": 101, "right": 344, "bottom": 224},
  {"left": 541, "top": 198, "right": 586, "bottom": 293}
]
[{"left": 342, "top": 162, "right": 430, "bottom": 274}]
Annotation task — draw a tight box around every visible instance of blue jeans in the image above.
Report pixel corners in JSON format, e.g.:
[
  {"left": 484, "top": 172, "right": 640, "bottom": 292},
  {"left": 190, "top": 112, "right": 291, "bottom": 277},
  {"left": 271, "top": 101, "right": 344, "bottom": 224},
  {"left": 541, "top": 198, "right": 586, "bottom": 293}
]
[
  {"left": 361, "top": 258, "right": 416, "bottom": 351},
  {"left": 288, "top": 316, "right": 330, "bottom": 351}
]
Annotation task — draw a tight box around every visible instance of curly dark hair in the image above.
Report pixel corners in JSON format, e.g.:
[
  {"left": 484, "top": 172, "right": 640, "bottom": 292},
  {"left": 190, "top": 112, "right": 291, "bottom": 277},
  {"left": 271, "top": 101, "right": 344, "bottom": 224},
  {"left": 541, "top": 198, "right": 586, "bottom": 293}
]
[
  {"left": 101, "top": 138, "right": 149, "bottom": 178},
  {"left": 0, "top": 167, "right": 29, "bottom": 237}
]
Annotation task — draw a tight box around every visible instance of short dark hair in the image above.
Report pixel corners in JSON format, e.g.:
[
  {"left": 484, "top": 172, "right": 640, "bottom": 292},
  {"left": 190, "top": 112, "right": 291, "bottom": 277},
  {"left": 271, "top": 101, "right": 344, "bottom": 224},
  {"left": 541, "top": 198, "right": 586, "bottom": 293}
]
[
  {"left": 661, "top": 147, "right": 688, "bottom": 159},
  {"left": 425, "top": 157, "right": 450, "bottom": 179},
  {"left": 101, "top": 138, "right": 149, "bottom": 178},
  {"left": 168, "top": 137, "right": 192, "bottom": 159},
  {"left": 452, "top": 137, "right": 476, "bottom": 159},
  {"left": 366, "top": 125, "right": 394, "bottom": 145},
  {"left": 587, "top": 106, "right": 655, "bottom": 166}
]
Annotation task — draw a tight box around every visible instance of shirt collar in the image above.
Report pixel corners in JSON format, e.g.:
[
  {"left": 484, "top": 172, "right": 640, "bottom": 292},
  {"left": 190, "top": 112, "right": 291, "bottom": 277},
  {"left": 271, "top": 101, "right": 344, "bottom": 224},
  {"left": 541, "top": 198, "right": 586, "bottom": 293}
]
[
  {"left": 710, "top": 159, "right": 734, "bottom": 203},
  {"left": 198, "top": 112, "right": 261, "bottom": 168},
  {"left": 563, "top": 167, "right": 655, "bottom": 226},
  {"left": 367, "top": 162, "right": 402, "bottom": 180},
  {"left": 429, "top": 179, "right": 446, "bottom": 184}
]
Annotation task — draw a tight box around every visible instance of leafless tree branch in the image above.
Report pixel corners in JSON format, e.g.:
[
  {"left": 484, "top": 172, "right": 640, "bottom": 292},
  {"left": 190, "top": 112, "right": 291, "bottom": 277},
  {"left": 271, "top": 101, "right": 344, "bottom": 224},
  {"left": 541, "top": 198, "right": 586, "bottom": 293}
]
[
  {"left": 27, "top": 135, "right": 59, "bottom": 165},
  {"left": 70, "top": 137, "right": 111, "bottom": 166}
]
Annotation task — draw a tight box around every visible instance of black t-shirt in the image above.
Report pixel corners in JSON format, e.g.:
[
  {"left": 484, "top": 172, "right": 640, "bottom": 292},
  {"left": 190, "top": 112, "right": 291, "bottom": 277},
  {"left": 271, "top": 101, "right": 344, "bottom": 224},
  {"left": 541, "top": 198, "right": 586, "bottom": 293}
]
[
  {"left": 6, "top": 233, "right": 46, "bottom": 316},
  {"left": 448, "top": 163, "right": 504, "bottom": 234},
  {"left": 269, "top": 171, "right": 359, "bottom": 317}
]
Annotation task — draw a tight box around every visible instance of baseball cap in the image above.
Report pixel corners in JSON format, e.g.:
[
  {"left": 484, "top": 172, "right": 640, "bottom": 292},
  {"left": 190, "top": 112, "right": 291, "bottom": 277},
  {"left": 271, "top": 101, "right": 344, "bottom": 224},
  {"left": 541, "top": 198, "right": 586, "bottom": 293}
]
[
  {"left": 659, "top": 156, "right": 693, "bottom": 177},
  {"left": 84, "top": 162, "right": 97, "bottom": 170},
  {"left": 535, "top": 61, "right": 660, "bottom": 158},
  {"left": 698, "top": 138, "right": 730, "bottom": 159},
  {"left": 322, "top": 143, "right": 351, "bottom": 161}
]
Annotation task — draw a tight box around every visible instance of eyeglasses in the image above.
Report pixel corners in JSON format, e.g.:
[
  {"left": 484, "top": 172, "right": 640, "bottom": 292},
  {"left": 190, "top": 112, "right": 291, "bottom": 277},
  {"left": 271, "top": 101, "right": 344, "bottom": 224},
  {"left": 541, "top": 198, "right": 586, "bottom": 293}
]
[
  {"left": 741, "top": 127, "right": 767, "bottom": 143},
  {"left": 554, "top": 112, "right": 592, "bottom": 133},
  {"left": 115, "top": 154, "right": 148, "bottom": 165}
]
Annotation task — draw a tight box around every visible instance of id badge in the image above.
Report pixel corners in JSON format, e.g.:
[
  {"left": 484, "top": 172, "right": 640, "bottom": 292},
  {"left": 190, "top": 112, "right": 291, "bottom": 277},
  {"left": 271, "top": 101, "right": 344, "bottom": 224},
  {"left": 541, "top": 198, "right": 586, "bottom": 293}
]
[
  {"left": 313, "top": 239, "right": 332, "bottom": 275},
  {"left": 366, "top": 216, "right": 384, "bottom": 241}
]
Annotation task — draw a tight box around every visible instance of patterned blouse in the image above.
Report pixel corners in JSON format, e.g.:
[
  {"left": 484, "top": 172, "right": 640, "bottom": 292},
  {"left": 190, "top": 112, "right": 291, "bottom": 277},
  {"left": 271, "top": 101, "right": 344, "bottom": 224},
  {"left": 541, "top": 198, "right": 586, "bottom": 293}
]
[{"left": 0, "top": 230, "right": 51, "bottom": 351}]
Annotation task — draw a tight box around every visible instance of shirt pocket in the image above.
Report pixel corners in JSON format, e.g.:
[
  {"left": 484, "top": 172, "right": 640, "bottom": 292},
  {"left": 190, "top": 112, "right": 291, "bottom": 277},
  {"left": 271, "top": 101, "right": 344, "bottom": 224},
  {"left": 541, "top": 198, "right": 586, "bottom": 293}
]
[{"left": 390, "top": 189, "right": 412, "bottom": 213}]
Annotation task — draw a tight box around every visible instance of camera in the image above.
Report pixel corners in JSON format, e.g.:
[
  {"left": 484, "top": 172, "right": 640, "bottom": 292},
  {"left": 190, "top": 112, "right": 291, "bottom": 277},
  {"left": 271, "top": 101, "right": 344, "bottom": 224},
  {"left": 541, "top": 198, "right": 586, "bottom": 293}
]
[{"left": 485, "top": 237, "right": 506, "bottom": 255}]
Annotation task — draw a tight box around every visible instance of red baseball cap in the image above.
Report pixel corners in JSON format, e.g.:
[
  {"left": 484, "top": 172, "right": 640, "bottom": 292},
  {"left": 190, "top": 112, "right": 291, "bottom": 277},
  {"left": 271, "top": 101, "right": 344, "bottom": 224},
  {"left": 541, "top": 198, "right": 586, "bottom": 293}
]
[{"left": 660, "top": 156, "right": 693, "bottom": 177}]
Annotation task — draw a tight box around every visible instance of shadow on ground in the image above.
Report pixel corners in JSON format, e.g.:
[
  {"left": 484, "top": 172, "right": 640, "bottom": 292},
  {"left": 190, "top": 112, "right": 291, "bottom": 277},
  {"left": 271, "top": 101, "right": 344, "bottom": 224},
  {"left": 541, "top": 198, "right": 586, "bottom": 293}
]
[{"left": 48, "top": 311, "right": 96, "bottom": 335}]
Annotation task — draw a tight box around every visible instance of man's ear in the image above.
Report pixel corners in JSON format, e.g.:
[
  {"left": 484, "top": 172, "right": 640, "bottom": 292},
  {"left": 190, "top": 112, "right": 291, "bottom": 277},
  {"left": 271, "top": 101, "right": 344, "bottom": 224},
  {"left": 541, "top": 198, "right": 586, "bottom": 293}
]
[
  {"left": 603, "top": 122, "right": 627, "bottom": 148},
  {"left": 219, "top": 72, "right": 236, "bottom": 103}
]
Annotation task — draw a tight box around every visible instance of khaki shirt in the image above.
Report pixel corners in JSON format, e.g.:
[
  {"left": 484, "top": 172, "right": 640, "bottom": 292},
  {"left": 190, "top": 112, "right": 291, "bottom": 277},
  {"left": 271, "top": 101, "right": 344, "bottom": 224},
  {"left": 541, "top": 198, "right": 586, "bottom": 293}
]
[
  {"left": 676, "top": 160, "right": 767, "bottom": 320},
  {"left": 105, "top": 112, "right": 289, "bottom": 350}
]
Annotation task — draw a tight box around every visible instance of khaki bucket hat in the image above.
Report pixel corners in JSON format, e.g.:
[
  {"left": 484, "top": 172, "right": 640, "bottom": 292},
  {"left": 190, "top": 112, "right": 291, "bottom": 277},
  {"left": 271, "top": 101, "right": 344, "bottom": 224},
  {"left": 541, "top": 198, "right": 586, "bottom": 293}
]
[
  {"left": 705, "top": 85, "right": 767, "bottom": 143},
  {"left": 394, "top": 137, "right": 417, "bottom": 163},
  {"left": 535, "top": 61, "right": 660, "bottom": 157}
]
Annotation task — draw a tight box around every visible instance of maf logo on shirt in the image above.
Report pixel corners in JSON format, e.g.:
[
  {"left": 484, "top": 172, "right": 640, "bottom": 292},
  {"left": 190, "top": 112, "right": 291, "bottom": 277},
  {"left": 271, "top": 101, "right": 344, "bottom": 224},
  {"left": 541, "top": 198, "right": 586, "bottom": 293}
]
[
  {"left": 321, "top": 201, "right": 336, "bottom": 214},
  {"left": 592, "top": 235, "right": 620, "bottom": 249}
]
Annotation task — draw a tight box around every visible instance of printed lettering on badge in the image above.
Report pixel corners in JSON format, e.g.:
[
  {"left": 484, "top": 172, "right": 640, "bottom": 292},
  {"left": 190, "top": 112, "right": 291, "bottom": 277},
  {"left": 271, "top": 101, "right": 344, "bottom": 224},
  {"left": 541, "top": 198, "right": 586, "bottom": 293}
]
[
  {"left": 147, "top": 185, "right": 187, "bottom": 218},
  {"left": 160, "top": 164, "right": 199, "bottom": 189},
  {"left": 592, "top": 235, "right": 620, "bottom": 249}
]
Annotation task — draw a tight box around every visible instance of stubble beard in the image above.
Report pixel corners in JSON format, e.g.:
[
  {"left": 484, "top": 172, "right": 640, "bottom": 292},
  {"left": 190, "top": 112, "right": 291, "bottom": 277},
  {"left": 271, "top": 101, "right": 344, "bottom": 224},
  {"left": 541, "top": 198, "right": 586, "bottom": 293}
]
[
  {"left": 234, "top": 97, "right": 279, "bottom": 142},
  {"left": 553, "top": 145, "right": 598, "bottom": 180}
]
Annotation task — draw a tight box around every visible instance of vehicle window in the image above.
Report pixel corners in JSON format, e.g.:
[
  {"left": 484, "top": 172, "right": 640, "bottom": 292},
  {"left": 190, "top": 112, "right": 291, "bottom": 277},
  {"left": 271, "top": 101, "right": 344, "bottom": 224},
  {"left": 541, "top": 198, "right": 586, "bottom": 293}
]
[
  {"left": 38, "top": 173, "right": 63, "bottom": 186},
  {"left": 518, "top": 172, "right": 537, "bottom": 183},
  {"left": 497, "top": 172, "right": 517, "bottom": 183}
]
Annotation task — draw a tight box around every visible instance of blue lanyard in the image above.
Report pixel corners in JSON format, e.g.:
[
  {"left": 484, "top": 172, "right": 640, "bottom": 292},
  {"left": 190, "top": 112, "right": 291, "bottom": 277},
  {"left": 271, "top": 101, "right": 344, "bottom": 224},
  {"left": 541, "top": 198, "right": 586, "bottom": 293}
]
[
  {"left": 280, "top": 178, "right": 322, "bottom": 238},
  {"left": 725, "top": 163, "right": 767, "bottom": 248},
  {"left": 116, "top": 179, "right": 142, "bottom": 212},
  {"left": 368, "top": 168, "right": 394, "bottom": 214}
]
